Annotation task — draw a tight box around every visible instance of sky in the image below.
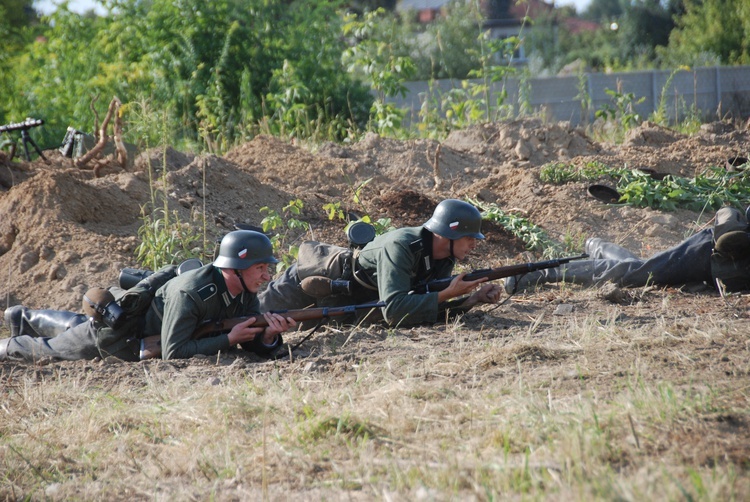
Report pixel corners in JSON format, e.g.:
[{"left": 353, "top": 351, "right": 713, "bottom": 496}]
[{"left": 34, "top": 0, "right": 594, "bottom": 17}]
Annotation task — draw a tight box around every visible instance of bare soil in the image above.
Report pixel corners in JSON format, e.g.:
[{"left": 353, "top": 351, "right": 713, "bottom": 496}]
[
  {"left": 1, "top": 118, "right": 749, "bottom": 499},
  {"left": 3, "top": 118, "right": 748, "bottom": 309}
]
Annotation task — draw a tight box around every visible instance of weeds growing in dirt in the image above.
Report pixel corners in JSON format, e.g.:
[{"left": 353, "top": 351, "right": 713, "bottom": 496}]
[
  {"left": 469, "top": 198, "right": 578, "bottom": 257},
  {"left": 260, "top": 199, "right": 311, "bottom": 271},
  {"left": 135, "top": 126, "right": 205, "bottom": 270},
  {"left": 540, "top": 161, "right": 750, "bottom": 212},
  {"left": 323, "top": 177, "right": 394, "bottom": 237}
]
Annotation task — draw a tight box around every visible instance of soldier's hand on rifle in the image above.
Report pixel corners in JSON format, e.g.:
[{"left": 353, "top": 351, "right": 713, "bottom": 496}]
[
  {"left": 261, "top": 312, "right": 296, "bottom": 345},
  {"left": 226, "top": 313, "right": 296, "bottom": 346},
  {"left": 463, "top": 283, "right": 504, "bottom": 307},
  {"left": 227, "top": 316, "right": 266, "bottom": 345},
  {"left": 437, "top": 273, "right": 488, "bottom": 303}
]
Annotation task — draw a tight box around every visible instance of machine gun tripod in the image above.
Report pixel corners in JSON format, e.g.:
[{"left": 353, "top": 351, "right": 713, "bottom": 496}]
[{"left": 0, "top": 118, "right": 47, "bottom": 162}]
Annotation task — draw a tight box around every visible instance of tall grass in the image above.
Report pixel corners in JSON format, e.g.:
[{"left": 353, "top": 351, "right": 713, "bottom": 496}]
[{"left": 2, "top": 303, "right": 747, "bottom": 499}]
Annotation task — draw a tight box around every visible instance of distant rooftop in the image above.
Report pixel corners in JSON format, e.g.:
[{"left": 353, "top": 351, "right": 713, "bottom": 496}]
[{"left": 397, "top": 0, "right": 452, "bottom": 11}]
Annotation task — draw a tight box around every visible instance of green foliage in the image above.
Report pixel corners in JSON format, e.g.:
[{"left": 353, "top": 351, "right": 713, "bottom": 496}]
[
  {"left": 539, "top": 161, "right": 750, "bottom": 212},
  {"left": 618, "top": 167, "right": 750, "bottom": 212},
  {"left": 324, "top": 178, "right": 394, "bottom": 235},
  {"left": 582, "top": 0, "right": 623, "bottom": 22},
  {"left": 413, "top": 0, "right": 483, "bottom": 80},
  {"left": 1, "top": 0, "right": 741, "bottom": 154},
  {"left": 415, "top": 31, "right": 518, "bottom": 139},
  {"left": 575, "top": 69, "right": 593, "bottom": 128},
  {"left": 322, "top": 201, "right": 344, "bottom": 223},
  {"left": 595, "top": 86, "right": 645, "bottom": 129},
  {"left": 0, "top": 0, "right": 373, "bottom": 150},
  {"left": 467, "top": 34, "right": 519, "bottom": 120},
  {"left": 539, "top": 160, "right": 611, "bottom": 184},
  {"left": 260, "top": 199, "right": 310, "bottom": 271},
  {"left": 649, "top": 66, "right": 693, "bottom": 127},
  {"left": 661, "top": 0, "right": 750, "bottom": 66},
  {"left": 342, "top": 8, "right": 416, "bottom": 137},
  {"left": 467, "top": 198, "right": 567, "bottom": 258},
  {"left": 616, "top": 0, "right": 677, "bottom": 64},
  {"left": 301, "top": 415, "right": 378, "bottom": 442},
  {"left": 136, "top": 206, "right": 204, "bottom": 271},
  {"left": 135, "top": 141, "right": 205, "bottom": 270},
  {"left": 1, "top": 9, "right": 112, "bottom": 147}
]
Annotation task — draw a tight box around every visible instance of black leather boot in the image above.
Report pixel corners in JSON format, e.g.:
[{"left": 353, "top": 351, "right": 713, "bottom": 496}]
[{"left": 3, "top": 306, "right": 87, "bottom": 338}]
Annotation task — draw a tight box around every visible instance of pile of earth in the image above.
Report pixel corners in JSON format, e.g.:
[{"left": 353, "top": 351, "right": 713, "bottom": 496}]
[{"left": 0, "top": 117, "right": 748, "bottom": 312}]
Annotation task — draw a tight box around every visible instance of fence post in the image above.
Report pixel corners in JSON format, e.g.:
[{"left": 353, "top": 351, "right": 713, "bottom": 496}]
[{"left": 715, "top": 65, "right": 722, "bottom": 115}]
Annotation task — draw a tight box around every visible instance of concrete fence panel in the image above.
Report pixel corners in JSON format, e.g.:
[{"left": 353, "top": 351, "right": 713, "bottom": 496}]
[{"left": 389, "top": 66, "right": 750, "bottom": 127}]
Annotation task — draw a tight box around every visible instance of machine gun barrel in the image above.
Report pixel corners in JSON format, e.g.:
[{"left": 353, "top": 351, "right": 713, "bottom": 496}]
[{"left": 0, "top": 118, "right": 44, "bottom": 134}]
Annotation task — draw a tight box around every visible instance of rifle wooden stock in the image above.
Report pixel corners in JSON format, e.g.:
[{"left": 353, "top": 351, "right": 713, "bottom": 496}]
[
  {"left": 139, "top": 301, "right": 386, "bottom": 360},
  {"left": 411, "top": 254, "right": 589, "bottom": 294}
]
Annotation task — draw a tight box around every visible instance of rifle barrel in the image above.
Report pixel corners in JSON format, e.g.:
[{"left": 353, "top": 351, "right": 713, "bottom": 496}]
[{"left": 414, "top": 254, "right": 588, "bottom": 293}]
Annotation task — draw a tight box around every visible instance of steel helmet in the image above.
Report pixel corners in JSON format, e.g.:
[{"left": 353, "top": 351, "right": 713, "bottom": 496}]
[
  {"left": 213, "top": 230, "right": 279, "bottom": 269},
  {"left": 424, "top": 199, "right": 485, "bottom": 240}
]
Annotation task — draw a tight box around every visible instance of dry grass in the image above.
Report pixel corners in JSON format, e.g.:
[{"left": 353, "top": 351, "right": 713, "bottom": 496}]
[{"left": 2, "top": 289, "right": 750, "bottom": 500}]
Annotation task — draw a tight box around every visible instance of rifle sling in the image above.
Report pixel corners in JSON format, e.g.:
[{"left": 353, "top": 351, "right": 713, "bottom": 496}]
[
  {"left": 290, "top": 319, "right": 326, "bottom": 352},
  {"left": 352, "top": 256, "right": 378, "bottom": 291}
]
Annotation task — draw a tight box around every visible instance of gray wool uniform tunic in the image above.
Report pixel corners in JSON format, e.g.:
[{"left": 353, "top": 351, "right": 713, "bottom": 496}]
[
  {"left": 259, "top": 226, "right": 459, "bottom": 326},
  {"left": 355, "top": 226, "right": 456, "bottom": 325},
  {"left": 143, "top": 264, "right": 268, "bottom": 360}
]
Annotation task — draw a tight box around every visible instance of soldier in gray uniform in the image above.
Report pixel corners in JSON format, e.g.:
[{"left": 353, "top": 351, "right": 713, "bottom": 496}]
[
  {"left": 504, "top": 206, "right": 750, "bottom": 294},
  {"left": 260, "top": 199, "right": 504, "bottom": 326},
  {"left": 0, "top": 230, "right": 296, "bottom": 363}
]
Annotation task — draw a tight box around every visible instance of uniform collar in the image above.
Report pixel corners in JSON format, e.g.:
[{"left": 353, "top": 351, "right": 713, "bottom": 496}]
[{"left": 213, "top": 266, "right": 240, "bottom": 307}]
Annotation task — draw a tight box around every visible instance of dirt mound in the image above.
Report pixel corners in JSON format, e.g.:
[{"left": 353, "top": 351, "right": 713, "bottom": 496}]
[
  {"left": 1, "top": 118, "right": 749, "bottom": 311},
  {"left": 4, "top": 117, "right": 750, "bottom": 501}
]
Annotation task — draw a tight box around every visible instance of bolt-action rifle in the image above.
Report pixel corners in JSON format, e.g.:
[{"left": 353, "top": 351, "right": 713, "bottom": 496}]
[
  {"left": 300, "top": 255, "right": 589, "bottom": 298},
  {"left": 139, "top": 301, "right": 386, "bottom": 360},
  {"left": 411, "top": 254, "right": 589, "bottom": 294}
]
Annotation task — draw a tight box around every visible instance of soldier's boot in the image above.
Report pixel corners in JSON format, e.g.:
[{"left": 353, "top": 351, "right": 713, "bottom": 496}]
[
  {"left": 714, "top": 207, "right": 748, "bottom": 241},
  {"left": 711, "top": 230, "right": 750, "bottom": 293},
  {"left": 4, "top": 306, "right": 87, "bottom": 338},
  {"left": 585, "top": 238, "right": 639, "bottom": 261},
  {"left": 504, "top": 260, "right": 599, "bottom": 294}
]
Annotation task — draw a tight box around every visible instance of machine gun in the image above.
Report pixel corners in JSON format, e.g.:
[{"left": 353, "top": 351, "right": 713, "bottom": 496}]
[{"left": 0, "top": 118, "right": 47, "bottom": 161}]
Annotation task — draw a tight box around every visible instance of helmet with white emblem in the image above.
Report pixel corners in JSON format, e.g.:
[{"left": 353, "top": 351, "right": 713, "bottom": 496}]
[
  {"left": 213, "top": 230, "right": 279, "bottom": 269},
  {"left": 424, "top": 199, "right": 485, "bottom": 240}
]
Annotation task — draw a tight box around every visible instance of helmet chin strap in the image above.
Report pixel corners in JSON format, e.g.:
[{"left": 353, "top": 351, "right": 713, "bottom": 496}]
[
  {"left": 235, "top": 270, "right": 251, "bottom": 294},
  {"left": 449, "top": 239, "right": 455, "bottom": 259}
]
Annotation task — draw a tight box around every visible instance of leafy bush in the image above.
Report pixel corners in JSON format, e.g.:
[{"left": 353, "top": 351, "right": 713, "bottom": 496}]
[{"left": 0, "top": 0, "right": 374, "bottom": 150}]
